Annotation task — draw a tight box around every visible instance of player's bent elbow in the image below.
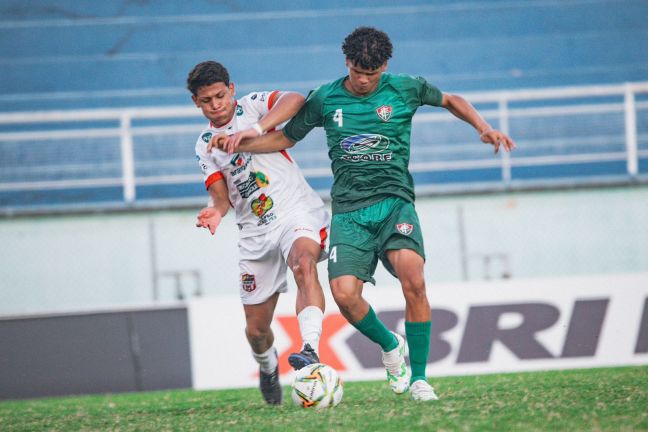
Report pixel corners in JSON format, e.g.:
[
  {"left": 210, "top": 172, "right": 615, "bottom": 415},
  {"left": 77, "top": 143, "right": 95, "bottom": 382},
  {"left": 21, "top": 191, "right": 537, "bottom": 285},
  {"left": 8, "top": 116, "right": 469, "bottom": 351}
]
[
  {"left": 284, "top": 137, "right": 296, "bottom": 149},
  {"left": 278, "top": 133, "right": 296, "bottom": 149},
  {"left": 442, "top": 93, "right": 464, "bottom": 108},
  {"left": 284, "top": 91, "right": 305, "bottom": 104}
]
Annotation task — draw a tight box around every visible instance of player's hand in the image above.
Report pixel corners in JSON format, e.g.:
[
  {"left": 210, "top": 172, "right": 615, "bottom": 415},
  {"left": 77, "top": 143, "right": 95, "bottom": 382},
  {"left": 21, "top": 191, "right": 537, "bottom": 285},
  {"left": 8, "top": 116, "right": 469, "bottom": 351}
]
[
  {"left": 207, "top": 134, "right": 230, "bottom": 153},
  {"left": 480, "top": 129, "right": 517, "bottom": 154},
  {"left": 195, "top": 207, "right": 222, "bottom": 235},
  {"left": 222, "top": 128, "right": 260, "bottom": 155}
]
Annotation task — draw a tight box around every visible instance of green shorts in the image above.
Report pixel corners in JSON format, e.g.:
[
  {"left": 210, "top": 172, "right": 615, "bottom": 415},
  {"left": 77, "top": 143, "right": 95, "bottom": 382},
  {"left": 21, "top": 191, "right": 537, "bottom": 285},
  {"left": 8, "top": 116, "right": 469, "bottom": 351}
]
[{"left": 328, "top": 196, "right": 426, "bottom": 284}]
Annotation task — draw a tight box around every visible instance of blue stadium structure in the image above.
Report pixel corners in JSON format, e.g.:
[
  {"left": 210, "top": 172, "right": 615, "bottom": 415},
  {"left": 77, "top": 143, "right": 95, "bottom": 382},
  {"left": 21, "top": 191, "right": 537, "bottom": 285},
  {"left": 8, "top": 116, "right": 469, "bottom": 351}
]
[
  {"left": 0, "top": 0, "right": 647, "bottom": 212},
  {"left": 1, "top": 0, "right": 647, "bottom": 110}
]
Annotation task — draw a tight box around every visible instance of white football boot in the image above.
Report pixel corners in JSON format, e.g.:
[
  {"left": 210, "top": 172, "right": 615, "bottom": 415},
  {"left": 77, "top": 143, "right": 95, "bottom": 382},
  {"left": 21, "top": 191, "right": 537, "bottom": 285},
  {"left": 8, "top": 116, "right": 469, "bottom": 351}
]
[
  {"left": 381, "top": 332, "right": 410, "bottom": 394},
  {"left": 410, "top": 379, "right": 439, "bottom": 401}
]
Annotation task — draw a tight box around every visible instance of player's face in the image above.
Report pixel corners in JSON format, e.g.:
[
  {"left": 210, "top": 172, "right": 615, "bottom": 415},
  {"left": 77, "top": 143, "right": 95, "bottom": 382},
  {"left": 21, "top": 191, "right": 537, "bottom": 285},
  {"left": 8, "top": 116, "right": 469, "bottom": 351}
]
[
  {"left": 192, "top": 82, "right": 236, "bottom": 127},
  {"left": 345, "top": 60, "right": 387, "bottom": 96}
]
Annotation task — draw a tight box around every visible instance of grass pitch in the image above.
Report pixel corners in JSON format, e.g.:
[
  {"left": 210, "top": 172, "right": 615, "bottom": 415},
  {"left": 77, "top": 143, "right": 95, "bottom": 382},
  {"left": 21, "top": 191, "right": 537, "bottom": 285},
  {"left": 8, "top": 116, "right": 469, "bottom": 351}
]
[{"left": 1, "top": 366, "right": 646, "bottom": 431}]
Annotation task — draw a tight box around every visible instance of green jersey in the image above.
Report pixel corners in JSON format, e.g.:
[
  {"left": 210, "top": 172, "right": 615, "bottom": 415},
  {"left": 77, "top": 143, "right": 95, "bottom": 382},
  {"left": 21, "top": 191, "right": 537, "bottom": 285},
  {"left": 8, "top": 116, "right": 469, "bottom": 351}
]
[{"left": 283, "top": 73, "right": 443, "bottom": 214}]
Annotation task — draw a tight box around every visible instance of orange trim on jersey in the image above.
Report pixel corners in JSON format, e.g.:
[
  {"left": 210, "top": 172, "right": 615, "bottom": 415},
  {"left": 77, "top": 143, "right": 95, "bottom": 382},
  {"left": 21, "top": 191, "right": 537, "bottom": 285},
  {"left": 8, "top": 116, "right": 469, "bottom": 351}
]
[
  {"left": 205, "top": 171, "right": 224, "bottom": 190},
  {"left": 268, "top": 90, "right": 280, "bottom": 110},
  {"left": 280, "top": 150, "right": 293, "bottom": 163},
  {"left": 319, "top": 227, "right": 328, "bottom": 250}
]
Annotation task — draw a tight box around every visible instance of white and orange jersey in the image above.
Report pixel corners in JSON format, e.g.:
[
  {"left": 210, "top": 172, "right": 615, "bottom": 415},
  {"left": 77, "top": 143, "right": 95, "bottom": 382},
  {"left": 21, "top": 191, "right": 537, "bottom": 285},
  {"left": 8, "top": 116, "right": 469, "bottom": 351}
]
[{"left": 195, "top": 91, "right": 325, "bottom": 238}]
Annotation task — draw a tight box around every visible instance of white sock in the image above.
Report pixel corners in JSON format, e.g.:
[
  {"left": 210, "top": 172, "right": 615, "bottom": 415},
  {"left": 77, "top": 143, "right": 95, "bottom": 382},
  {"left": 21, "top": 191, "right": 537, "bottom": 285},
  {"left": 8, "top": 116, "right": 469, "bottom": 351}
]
[
  {"left": 252, "top": 346, "right": 278, "bottom": 374},
  {"left": 297, "top": 305, "right": 324, "bottom": 353}
]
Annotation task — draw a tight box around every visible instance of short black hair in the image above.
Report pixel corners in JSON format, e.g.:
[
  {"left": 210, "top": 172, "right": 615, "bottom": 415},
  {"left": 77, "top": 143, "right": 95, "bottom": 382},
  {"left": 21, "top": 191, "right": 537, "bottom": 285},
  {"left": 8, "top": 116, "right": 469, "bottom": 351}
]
[
  {"left": 186, "top": 61, "right": 230, "bottom": 96},
  {"left": 342, "top": 26, "right": 393, "bottom": 70}
]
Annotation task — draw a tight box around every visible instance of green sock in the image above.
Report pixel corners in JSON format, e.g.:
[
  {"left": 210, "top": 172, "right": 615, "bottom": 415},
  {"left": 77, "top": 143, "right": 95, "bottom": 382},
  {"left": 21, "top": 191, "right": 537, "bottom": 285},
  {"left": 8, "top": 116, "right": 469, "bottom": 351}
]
[
  {"left": 405, "top": 321, "right": 431, "bottom": 383},
  {"left": 352, "top": 307, "right": 398, "bottom": 351}
]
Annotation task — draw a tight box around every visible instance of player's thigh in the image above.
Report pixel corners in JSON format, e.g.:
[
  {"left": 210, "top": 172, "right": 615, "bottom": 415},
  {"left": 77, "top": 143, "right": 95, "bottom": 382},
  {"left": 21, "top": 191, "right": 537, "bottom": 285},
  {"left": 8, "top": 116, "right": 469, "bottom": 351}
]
[
  {"left": 286, "top": 237, "right": 324, "bottom": 273},
  {"left": 379, "top": 200, "right": 426, "bottom": 278},
  {"left": 242, "top": 292, "right": 280, "bottom": 331},
  {"left": 280, "top": 207, "right": 330, "bottom": 266},
  {"left": 327, "top": 243, "right": 379, "bottom": 284},
  {"left": 385, "top": 248, "right": 425, "bottom": 282},
  {"left": 328, "top": 211, "right": 380, "bottom": 284},
  {"left": 238, "top": 236, "right": 288, "bottom": 306}
]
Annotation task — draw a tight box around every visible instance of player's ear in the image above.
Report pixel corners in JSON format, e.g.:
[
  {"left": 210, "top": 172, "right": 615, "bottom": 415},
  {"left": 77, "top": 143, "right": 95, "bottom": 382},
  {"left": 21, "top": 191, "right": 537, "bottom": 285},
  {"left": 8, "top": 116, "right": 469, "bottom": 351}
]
[
  {"left": 380, "top": 62, "right": 388, "bottom": 72},
  {"left": 229, "top": 82, "right": 236, "bottom": 97},
  {"left": 191, "top": 94, "right": 199, "bottom": 107}
]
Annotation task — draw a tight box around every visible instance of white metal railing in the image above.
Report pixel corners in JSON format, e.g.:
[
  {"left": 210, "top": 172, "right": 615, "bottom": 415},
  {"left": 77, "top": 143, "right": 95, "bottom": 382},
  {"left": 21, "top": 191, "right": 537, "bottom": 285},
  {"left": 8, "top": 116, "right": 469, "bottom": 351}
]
[{"left": 0, "top": 81, "right": 647, "bottom": 209}]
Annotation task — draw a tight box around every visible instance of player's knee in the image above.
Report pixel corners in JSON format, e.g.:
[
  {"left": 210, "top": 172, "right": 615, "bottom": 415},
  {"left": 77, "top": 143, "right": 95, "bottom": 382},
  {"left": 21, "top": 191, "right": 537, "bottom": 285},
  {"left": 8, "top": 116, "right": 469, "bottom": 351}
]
[
  {"left": 401, "top": 277, "right": 427, "bottom": 301},
  {"left": 291, "top": 253, "right": 317, "bottom": 282},
  {"left": 398, "top": 266, "right": 425, "bottom": 288},
  {"left": 330, "top": 284, "right": 357, "bottom": 309},
  {"left": 246, "top": 324, "right": 271, "bottom": 343}
]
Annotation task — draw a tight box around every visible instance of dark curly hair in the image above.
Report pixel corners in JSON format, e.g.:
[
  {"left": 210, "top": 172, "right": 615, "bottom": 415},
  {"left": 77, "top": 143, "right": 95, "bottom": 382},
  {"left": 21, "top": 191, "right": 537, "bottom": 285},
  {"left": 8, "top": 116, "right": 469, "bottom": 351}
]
[
  {"left": 342, "top": 27, "right": 393, "bottom": 70},
  {"left": 187, "top": 61, "right": 230, "bottom": 96}
]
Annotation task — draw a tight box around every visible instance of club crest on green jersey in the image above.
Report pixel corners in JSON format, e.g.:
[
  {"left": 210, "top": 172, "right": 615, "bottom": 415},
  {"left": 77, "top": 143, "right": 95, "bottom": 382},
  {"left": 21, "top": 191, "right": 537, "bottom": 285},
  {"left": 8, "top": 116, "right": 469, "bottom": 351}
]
[
  {"left": 396, "top": 223, "right": 413, "bottom": 235},
  {"left": 376, "top": 105, "right": 393, "bottom": 122}
]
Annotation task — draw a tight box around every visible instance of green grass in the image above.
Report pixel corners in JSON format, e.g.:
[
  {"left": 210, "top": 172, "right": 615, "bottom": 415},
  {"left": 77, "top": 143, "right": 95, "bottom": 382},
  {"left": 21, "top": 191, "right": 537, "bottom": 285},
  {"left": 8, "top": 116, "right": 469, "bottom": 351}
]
[{"left": 1, "top": 366, "right": 646, "bottom": 431}]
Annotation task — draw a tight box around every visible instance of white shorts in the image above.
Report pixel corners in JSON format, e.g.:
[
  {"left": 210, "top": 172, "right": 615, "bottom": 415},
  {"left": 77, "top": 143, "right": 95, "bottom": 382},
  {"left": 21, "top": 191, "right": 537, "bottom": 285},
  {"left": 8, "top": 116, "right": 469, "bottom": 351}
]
[{"left": 238, "top": 207, "right": 329, "bottom": 305}]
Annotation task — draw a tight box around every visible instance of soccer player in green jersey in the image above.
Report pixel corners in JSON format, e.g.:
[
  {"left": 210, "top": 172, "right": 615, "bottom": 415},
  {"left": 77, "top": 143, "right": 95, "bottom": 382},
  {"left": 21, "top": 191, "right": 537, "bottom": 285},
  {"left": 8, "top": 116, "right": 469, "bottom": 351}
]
[{"left": 215, "top": 26, "right": 516, "bottom": 401}]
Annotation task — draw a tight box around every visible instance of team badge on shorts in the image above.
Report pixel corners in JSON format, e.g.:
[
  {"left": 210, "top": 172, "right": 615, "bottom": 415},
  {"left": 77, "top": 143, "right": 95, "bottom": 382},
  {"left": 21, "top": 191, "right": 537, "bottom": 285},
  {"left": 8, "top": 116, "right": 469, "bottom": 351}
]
[
  {"left": 241, "top": 274, "right": 257, "bottom": 292},
  {"left": 396, "top": 222, "right": 414, "bottom": 236},
  {"left": 376, "top": 105, "right": 393, "bottom": 122}
]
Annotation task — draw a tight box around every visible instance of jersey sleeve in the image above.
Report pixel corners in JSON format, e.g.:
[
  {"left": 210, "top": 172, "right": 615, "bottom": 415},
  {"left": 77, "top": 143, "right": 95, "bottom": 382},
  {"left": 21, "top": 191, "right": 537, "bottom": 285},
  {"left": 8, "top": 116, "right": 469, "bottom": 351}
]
[
  {"left": 392, "top": 74, "right": 443, "bottom": 110},
  {"left": 416, "top": 76, "right": 443, "bottom": 107},
  {"left": 243, "top": 91, "right": 282, "bottom": 118},
  {"left": 282, "top": 87, "right": 325, "bottom": 142},
  {"left": 243, "top": 90, "right": 290, "bottom": 131},
  {"left": 195, "top": 130, "right": 223, "bottom": 190}
]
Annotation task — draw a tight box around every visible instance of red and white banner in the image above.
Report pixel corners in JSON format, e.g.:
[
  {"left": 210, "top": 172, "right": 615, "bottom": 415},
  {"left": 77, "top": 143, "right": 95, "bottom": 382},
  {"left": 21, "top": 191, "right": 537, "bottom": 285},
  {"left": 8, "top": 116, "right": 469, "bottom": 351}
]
[{"left": 188, "top": 273, "right": 648, "bottom": 389}]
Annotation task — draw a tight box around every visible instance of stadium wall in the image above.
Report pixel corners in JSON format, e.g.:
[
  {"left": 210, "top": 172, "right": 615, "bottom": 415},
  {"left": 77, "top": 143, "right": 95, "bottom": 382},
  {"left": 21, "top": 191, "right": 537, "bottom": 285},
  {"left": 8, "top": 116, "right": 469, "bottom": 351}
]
[
  {"left": 1, "top": 273, "right": 646, "bottom": 400},
  {"left": 0, "top": 307, "right": 192, "bottom": 400},
  {"left": 1, "top": 187, "right": 648, "bottom": 316}
]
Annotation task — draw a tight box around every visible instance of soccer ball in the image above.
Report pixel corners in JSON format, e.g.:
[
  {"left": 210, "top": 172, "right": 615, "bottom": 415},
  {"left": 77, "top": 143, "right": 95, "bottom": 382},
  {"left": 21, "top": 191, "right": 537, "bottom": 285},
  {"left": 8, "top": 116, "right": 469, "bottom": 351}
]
[{"left": 291, "top": 363, "right": 343, "bottom": 409}]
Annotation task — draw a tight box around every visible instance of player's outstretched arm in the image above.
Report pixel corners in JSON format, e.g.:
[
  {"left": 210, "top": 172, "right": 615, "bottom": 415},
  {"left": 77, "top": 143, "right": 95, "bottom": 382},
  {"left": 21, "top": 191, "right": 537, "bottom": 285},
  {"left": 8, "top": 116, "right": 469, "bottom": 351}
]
[
  {"left": 221, "top": 91, "right": 305, "bottom": 154},
  {"left": 239, "top": 130, "right": 296, "bottom": 153},
  {"left": 196, "top": 180, "right": 230, "bottom": 235},
  {"left": 441, "top": 93, "right": 517, "bottom": 154},
  {"left": 209, "top": 130, "right": 296, "bottom": 155},
  {"left": 257, "top": 91, "right": 305, "bottom": 133}
]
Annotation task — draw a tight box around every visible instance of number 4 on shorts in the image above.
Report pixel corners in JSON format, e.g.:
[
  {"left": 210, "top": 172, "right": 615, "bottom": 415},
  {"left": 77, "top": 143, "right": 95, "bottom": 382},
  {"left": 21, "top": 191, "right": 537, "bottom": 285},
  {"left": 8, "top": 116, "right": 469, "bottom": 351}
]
[{"left": 329, "top": 246, "right": 337, "bottom": 263}]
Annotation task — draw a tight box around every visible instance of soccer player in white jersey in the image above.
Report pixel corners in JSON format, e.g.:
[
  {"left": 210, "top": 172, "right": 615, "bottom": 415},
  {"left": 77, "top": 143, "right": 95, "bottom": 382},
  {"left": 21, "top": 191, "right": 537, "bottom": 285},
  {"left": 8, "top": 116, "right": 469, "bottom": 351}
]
[{"left": 187, "top": 61, "right": 330, "bottom": 405}]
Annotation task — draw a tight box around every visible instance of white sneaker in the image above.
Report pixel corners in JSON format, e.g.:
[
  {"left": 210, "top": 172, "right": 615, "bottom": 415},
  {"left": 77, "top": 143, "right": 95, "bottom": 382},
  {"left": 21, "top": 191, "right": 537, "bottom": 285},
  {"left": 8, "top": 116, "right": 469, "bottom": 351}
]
[
  {"left": 382, "top": 332, "right": 410, "bottom": 394},
  {"left": 410, "top": 380, "right": 439, "bottom": 401}
]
